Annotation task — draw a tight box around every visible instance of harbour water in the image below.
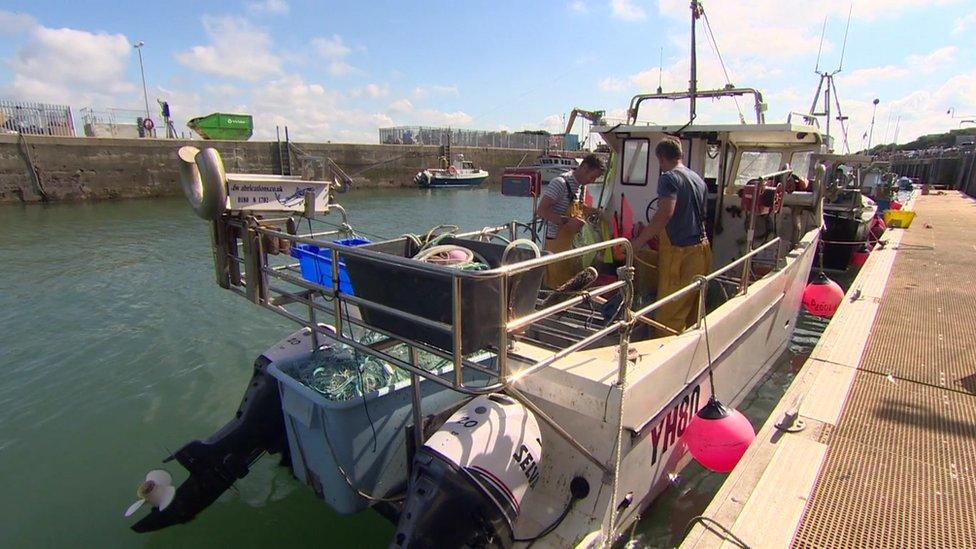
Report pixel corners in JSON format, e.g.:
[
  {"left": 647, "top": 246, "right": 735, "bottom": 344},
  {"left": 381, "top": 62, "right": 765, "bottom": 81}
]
[{"left": 0, "top": 188, "right": 832, "bottom": 547}]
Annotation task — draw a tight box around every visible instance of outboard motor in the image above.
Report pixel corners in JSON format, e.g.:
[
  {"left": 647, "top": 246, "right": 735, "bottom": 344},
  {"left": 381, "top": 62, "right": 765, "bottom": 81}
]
[{"left": 393, "top": 394, "right": 542, "bottom": 548}]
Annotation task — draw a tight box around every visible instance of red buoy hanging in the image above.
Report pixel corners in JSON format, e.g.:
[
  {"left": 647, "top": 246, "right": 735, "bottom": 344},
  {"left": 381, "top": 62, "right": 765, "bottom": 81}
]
[
  {"left": 802, "top": 271, "right": 844, "bottom": 318},
  {"left": 869, "top": 216, "right": 886, "bottom": 241},
  {"left": 850, "top": 244, "right": 870, "bottom": 268},
  {"left": 682, "top": 396, "right": 756, "bottom": 473},
  {"left": 890, "top": 200, "right": 903, "bottom": 210}
]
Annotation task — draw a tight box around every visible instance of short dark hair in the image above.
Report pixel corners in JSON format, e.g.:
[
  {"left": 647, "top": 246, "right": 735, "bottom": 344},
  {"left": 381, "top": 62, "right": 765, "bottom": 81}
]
[
  {"left": 580, "top": 154, "right": 605, "bottom": 171},
  {"left": 655, "top": 137, "right": 683, "bottom": 161}
]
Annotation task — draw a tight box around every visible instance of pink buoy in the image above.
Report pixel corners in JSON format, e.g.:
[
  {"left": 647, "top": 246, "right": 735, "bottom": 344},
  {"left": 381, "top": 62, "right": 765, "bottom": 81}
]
[
  {"left": 682, "top": 396, "right": 756, "bottom": 473},
  {"left": 802, "top": 271, "right": 844, "bottom": 318},
  {"left": 850, "top": 244, "right": 870, "bottom": 268},
  {"left": 869, "top": 216, "right": 886, "bottom": 240}
]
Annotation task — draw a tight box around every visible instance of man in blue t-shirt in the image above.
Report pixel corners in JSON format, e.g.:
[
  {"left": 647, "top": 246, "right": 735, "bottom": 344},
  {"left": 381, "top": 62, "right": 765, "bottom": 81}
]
[{"left": 630, "top": 137, "right": 712, "bottom": 333}]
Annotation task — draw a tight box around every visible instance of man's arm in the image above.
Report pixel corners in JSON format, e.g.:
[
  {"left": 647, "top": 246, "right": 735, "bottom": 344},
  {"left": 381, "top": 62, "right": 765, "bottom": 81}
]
[{"left": 631, "top": 197, "right": 675, "bottom": 249}]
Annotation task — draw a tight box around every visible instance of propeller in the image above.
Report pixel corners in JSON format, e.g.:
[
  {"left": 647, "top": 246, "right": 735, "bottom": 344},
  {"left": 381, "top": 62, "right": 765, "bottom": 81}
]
[{"left": 124, "top": 469, "right": 176, "bottom": 518}]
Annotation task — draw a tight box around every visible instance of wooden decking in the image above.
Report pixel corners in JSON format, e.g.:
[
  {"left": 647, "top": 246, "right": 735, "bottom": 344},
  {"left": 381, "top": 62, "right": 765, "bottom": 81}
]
[{"left": 681, "top": 192, "right": 976, "bottom": 548}]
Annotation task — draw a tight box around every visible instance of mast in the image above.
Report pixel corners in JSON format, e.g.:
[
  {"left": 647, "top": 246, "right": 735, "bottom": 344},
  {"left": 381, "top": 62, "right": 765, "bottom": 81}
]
[{"left": 689, "top": 1, "right": 700, "bottom": 121}]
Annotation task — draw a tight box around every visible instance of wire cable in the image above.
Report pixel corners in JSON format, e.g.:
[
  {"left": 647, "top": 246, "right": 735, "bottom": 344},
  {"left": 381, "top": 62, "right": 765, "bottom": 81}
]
[{"left": 700, "top": 8, "right": 745, "bottom": 124}]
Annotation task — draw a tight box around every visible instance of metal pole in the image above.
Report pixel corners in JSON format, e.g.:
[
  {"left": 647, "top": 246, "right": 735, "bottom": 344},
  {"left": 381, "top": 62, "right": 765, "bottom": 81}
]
[
  {"left": 824, "top": 76, "right": 831, "bottom": 150},
  {"left": 689, "top": 1, "right": 699, "bottom": 121},
  {"left": 134, "top": 42, "right": 151, "bottom": 128},
  {"left": 409, "top": 348, "right": 424, "bottom": 451},
  {"left": 867, "top": 98, "right": 880, "bottom": 150}
]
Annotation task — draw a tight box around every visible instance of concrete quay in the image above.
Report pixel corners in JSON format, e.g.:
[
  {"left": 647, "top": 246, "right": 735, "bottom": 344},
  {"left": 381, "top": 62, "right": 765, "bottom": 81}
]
[{"left": 0, "top": 134, "right": 558, "bottom": 203}]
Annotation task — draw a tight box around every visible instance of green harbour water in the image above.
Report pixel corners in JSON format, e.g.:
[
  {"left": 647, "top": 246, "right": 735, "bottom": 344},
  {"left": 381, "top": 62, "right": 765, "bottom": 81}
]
[{"left": 0, "top": 188, "right": 828, "bottom": 547}]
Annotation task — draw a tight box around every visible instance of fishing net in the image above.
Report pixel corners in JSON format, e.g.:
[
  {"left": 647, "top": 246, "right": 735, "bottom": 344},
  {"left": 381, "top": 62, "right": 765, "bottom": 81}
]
[{"left": 292, "top": 331, "right": 451, "bottom": 401}]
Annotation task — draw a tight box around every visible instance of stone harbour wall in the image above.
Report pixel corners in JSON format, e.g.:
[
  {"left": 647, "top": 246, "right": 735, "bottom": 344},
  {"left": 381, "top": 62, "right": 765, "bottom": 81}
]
[{"left": 0, "top": 134, "right": 569, "bottom": 203}]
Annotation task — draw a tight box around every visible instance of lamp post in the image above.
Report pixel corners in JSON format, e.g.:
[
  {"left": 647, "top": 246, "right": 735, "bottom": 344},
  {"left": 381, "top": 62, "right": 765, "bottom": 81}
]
[
  {"left": 133, "top": 41, "right": 151, "bottom": 130},
  {"left": 867, "top": 98, "right": 880, "bottom": 150}
]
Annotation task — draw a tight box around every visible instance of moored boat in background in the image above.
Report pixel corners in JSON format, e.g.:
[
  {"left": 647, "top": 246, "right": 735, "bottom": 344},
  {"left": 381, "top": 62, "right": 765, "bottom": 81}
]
[{"left": 414, "top": 153, "right": 488, "bottom": 188}]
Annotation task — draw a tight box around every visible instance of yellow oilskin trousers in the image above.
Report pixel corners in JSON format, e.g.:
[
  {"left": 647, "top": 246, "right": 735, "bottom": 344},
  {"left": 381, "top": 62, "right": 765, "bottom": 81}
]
[
  {"left": 655, "top": 232, "right": 712, "bottom": 334},
  {"left": 544, "top": 203, "right": 584, "bottom": 288}
]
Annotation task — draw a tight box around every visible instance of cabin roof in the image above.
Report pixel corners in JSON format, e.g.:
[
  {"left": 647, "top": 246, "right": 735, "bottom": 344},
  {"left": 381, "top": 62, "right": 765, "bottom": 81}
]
[{"left": 591, "top": 122, "right": 823, "bottom": 145}]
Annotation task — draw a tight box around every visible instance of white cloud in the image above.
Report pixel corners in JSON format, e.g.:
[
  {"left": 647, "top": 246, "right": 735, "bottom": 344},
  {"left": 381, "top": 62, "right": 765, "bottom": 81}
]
[
  {"left": 599, "top": 76, "right": 627, "bottom": 92},
  {"left": 312, "top": 34, "right": 351, "bottom": 59},
  {"left": 3, "top": 25, "right": 136, "bottom": 106},
  {"left": 204, "top": 83, "right": 243, "bottom": 97},
  {"left": 570, "top": 1, "right": 589, "bottom": 14},
  {"left": 350, "top": 83, "right": 390, "bottom": 99},
  {"left": 539, "top": 114, "right": 564, "bottom": 133},
  {"left": 839, "top": 46, "right": 958, "bottom": 91},
  {"left": 611, "top": 0, "right": 646, "bottom": 21},
  {"left": 388, "top": 98, "right": 413, "bottom": 113},
  {"left": 414, "top": 109, "right": 473, "bottom": 126},
  {"left": 0, "top": 10, "right": 36, "bottom": 35},
  {"left": 906, "top": 46, "right": 956, "bottom": 73},
  {"left": 177, "top": 16, "right": 281, "bottom": 82},
  {"left": 953, "top": 11, "right": 976, "bottom": 34},
  {"left": 247, "top": 0, "right": 289, "bottom": 14},
  {"left": 328, "top": 60, "right": 356, "bottom": 76},
  {"left": 411, "top": 84, "right": 460, "bottom": 100},
  {"left": 312, "top": 34, "right": 358, "bottom": 76}
]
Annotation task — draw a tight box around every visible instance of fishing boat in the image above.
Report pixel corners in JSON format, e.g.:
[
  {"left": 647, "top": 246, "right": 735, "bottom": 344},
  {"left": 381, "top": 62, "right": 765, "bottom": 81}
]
[
  {"left": 818, "top": 155, "right": 879, "bottom": 270},
  {"left": 414, "top": 153, "right": 488, "bottom": 188},
  {"left": 126, "top": 3, "right": 830, "bottom": 546}
]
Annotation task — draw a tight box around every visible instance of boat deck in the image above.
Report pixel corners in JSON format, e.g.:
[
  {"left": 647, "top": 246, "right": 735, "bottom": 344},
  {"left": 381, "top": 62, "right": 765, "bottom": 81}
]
[{"left": 681, "top": 191, "right": 976, "bottom": 548}]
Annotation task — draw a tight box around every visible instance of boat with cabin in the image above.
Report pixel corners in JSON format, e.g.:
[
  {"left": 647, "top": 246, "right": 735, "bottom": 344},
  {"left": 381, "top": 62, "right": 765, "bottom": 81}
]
[
  {"left": 414, "top": 153, "right": 488, "bottom": 188},
  {"left": 125, "top": 3, "right": 831, "bottom": 546}
]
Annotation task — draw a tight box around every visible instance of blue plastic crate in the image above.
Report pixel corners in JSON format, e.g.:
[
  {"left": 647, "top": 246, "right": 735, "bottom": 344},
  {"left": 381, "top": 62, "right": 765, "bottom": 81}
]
[{"left": 290, "top": 238, "right": 370, "bottom": 294}]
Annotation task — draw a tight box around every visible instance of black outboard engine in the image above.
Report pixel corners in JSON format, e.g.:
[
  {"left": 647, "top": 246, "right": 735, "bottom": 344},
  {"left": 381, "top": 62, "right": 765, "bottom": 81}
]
[
  {"left": 393, "top": 394, "right": 543, "bottom": 548},
  {"left": 130, "top": 354, "right": 289, "bottom": 532}
]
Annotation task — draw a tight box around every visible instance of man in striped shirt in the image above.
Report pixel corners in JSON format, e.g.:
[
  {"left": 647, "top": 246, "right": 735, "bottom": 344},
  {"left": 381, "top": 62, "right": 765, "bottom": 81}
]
[{"left": 536, "top": 154, "right": 605, "bottom": 287}]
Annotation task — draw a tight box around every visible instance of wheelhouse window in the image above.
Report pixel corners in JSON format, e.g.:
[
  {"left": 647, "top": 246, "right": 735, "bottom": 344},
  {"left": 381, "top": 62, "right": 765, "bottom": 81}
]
[
  {"left": 621, "top": 138, "right": 650, "bottom": 186},
  {"left": 734, "top": 151, "right": 783, "bottom": 186},
  {"left": 790, "top": 151, "right": 813, "bottom": 180}
]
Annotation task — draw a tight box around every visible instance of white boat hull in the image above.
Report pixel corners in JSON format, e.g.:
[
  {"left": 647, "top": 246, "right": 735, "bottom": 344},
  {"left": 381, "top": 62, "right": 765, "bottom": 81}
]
[{"left": 508, "top": 228, "right": 820, "bottom": 547}]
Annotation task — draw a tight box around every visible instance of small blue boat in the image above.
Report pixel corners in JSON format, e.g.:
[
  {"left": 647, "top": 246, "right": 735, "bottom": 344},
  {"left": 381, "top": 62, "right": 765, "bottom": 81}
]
[{"left": 414, "top": 154, "right": 488, "bottom": 188}]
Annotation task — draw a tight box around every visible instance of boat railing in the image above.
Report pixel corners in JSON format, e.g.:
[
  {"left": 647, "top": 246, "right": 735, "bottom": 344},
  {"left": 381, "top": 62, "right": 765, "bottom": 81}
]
[
  {"left": 627, "top": 87, "right": 767, "bottom": 125},
  {"left": 214, "top": 212, "right": 636, "bottom": 398}
]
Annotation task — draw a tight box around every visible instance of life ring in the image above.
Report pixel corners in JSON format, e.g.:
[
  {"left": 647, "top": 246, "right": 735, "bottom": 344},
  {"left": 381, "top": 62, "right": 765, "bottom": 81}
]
[
  {"left": 448, "top": 166, "right": 458, "bottom": 176},
  {"left": 142, "top": 118, "right": 155, "bottom": 131}
]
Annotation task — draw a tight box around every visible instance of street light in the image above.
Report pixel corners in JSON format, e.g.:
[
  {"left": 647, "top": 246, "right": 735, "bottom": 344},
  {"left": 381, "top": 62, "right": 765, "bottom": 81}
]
[
  {"left": 133, "top": 41, "right": 151, "bottom": 131},
  {"left": 867, "top": 98, "right": 880, "bottom": 150}
]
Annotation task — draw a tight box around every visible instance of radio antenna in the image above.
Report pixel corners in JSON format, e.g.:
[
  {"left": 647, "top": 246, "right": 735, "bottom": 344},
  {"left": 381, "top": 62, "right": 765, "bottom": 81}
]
[
  {"left": 837, "top": 3, "right": 853, "bottom": 72},
  {"left": 657, "top": 47, "right": 663, "bottom": 93},
  {"left": 814, "top": 16, "right": 827, "bottom": 74}
]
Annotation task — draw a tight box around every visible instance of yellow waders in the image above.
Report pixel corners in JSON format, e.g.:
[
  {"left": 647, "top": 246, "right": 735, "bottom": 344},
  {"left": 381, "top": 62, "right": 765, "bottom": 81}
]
[
  {"left": 655, "top": 232, "right": 712, "bottom": 334},
  {"left": 545, "top": 202, "right": 584, "bottom": 289}
]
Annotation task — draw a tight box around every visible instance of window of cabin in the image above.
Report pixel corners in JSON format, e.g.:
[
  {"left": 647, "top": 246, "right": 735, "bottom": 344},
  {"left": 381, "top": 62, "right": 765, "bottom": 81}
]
[
  {"left": 734, "top": 151, "right": 782, "bottom": 186},
  {"left": 621, "top": 138, "right": 650, "bottom": 186},
  {"left": 790, "top": 151, "right": 813, "bottom": 179}
]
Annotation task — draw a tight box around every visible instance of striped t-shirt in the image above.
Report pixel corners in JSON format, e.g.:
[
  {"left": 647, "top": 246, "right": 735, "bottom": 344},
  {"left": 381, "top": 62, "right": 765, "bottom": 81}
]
[{"left": 542, "top": 172, "right": 580, "bottom": 239}]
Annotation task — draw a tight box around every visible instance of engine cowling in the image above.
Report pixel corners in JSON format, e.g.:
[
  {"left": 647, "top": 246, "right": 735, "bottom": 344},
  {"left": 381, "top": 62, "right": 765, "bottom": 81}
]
[{"left": 392, "top": 394, "right": 542, "bottom": 548}]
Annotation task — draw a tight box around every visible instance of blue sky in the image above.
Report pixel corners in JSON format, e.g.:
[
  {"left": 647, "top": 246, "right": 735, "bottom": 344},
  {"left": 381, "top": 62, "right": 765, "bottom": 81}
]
[{"left": 1, "top": 0, "right": 974, "bottom": 145}]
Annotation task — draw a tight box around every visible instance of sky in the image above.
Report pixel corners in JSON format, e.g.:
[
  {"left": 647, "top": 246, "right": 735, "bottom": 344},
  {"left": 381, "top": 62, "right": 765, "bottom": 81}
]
[{"left": 1, "top": 0, "right": 974, "bottom": 147}]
